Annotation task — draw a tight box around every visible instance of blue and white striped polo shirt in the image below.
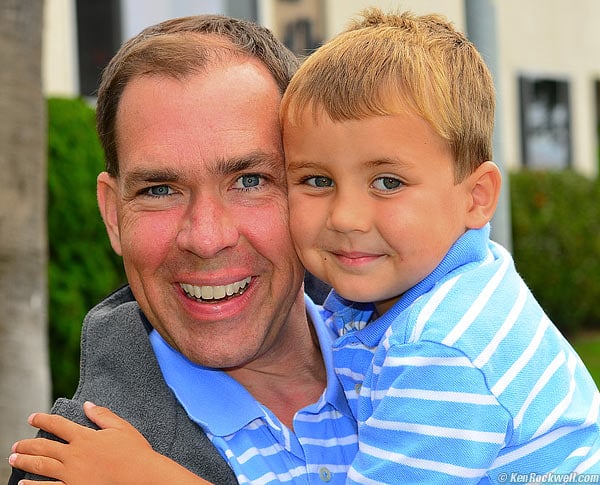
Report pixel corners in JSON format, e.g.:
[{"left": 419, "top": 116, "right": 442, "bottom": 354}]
[
  {"left": 150, "top": 294, "right": 358, "bottom": 484},
  {"left": 325, "top": 226, "right": 600, "bottom": 484}
]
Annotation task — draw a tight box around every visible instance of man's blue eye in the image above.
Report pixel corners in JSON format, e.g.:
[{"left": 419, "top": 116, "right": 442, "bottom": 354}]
[
  {"left": 233, "top": 174, "right": 264, "bottom": 191},
  {"left": 148, "top": 185, "right": 172, "bottom": 196},
  {"left": 240, "top": 174, "right": 261, "bottom": 188}
]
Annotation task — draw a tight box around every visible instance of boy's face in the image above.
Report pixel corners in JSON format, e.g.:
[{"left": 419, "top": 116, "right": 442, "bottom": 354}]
[{"left": 284, "top": 109, "right": 474, "bottom": 315}]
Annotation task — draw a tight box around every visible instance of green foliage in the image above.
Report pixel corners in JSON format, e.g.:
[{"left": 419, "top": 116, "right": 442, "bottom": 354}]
[
  {"left": 510, "top": 170, "right": 600, "bottom": 336},
  {"left": 571, "top": 333, "right": 600, "bottom": 386},
  {"left": 47, "top": 97, "right": 126, "bottom": 399}
]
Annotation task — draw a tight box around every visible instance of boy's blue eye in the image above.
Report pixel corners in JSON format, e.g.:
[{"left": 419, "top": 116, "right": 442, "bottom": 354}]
[
  {"left": 372, "top": 177, "right": 402, "bottom": 191},
  {"left": 305, "top": 176, "right": 334, "bottom": 188}
]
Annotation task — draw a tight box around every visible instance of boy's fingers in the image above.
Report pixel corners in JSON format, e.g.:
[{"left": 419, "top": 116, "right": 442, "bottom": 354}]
[
  {"left": 15, "top": 482, "right": 62, "bottom": 485},
  {"left": 28, "top": 413, "right": 90, "bottom": 443},
  {"left": 83, "top": 401, "right": 136, "bottom": 432},
  {"left": 12, "top": 438, "right": 65, "bottom": 460},
  {"left": 8, "top": 452, "right": 63, "bottom": 482}
]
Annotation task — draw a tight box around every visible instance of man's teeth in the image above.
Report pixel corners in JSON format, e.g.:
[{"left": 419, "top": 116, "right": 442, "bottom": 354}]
[{"left": 180, "top": 277, "right": 252, "bottom": 301}]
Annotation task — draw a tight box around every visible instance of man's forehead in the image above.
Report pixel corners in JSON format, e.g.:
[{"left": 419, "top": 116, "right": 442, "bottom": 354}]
[{"left": 114, "top": 57, "right": 284, "bottom": 180}]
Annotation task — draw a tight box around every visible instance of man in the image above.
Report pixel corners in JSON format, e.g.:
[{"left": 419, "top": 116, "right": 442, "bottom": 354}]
[{"left": 9, "top": 15, "right": 355, "bottom": 485}]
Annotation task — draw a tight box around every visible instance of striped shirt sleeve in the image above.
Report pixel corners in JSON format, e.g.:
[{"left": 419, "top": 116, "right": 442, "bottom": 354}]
[{"left": 348, "top": 341, "right": 509, "bottom": 484}]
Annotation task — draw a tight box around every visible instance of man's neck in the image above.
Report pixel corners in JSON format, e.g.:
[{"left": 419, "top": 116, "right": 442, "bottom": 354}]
[{"left": 226, "top": 311, "right": 326, "bottom": 429}]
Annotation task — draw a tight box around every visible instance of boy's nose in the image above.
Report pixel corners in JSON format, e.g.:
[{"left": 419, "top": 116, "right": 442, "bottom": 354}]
[{"left": 327, "top": 191, "right": 372, "bottom": 233}]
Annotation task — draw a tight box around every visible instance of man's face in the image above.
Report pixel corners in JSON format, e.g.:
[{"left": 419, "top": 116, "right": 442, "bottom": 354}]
[{"left": 98, "top": 59, "right": 305, "bottom": 368}]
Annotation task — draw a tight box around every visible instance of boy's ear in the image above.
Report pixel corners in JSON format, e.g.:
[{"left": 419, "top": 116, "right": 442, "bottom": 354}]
[
  {"left": 464, "top": 161, "right": 502, "bottom": 229},
  {"left": 97, "top": 172, "right": 123, "bottom": 256}
]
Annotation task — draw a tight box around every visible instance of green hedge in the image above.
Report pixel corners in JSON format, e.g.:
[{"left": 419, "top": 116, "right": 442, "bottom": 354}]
[
  {"left": 510, "top": 170, "right": 600, "bottom": 336},
  {"left": 46, "top": 97, "right": 600, "bottom": 398},
  {"left": 47, "top": 97, "right": 125, "bottom": 399}
]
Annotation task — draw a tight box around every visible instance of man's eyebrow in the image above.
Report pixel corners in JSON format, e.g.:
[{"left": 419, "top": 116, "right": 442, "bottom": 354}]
[
  {"left": 121, "top": 168, "right": 181, "bottom": 190},
  {"left": 212, "top": 151, "right": 282, "bottom": 175},
  {"left": 120, "top": 152, "right": 283, "bottom": 188}
]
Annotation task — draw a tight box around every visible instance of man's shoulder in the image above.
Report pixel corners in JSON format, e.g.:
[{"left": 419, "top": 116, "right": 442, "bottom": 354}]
[
  {"left": 86, "top": 285, "right": 138, "bottom": 320},
  {"left": 81, "top": 284, "right": 151, "bottom": 342}
]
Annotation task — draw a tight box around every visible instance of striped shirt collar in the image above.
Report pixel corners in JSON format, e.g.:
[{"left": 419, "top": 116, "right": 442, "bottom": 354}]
[{"left": 323, "top": 225, "right": 491, "bottom": 347}]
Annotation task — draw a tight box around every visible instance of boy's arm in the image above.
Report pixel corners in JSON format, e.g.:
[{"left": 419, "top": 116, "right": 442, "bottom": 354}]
[{"left": 9, "top": 402, "right": 212, "bottom": 485}]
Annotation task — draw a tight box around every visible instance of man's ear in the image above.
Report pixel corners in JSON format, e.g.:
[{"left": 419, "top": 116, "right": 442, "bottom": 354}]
[
  {"left": 97, "top": 172, "right": 123, "bottom": 256},
  {"left": 465, "top": 161, "right": 502, "bottom": 229}
]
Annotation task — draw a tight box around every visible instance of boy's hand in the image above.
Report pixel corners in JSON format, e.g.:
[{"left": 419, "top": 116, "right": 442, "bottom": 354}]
[{"left": 9, "top": 402, "right": 211, "bottom": 485}]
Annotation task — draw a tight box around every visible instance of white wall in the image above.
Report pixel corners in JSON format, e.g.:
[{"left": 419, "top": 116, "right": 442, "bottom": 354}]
[
  {"left": 325, "top": 0, "right": 464, "bottom": 35},
  {"left": 120, "top": 0, "right": 226, "bottom": 39},
  {"left": 498, "top": 0, "right": 600, "bottom": 176},
  {"left": 43, "top": 0, "right": 78, "bottom": 96}
]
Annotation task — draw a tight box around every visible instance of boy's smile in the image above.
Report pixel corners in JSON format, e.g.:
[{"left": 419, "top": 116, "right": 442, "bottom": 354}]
[
  {"left": 330, "top": 250, "right": 385, "bottom": 268},
  {"left": 284, "top": 109, "right": 475, "bottom": 315}
]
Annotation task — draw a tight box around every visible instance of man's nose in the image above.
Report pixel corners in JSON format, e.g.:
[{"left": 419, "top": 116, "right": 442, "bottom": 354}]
[{"left": 176, "top": 193, "right": 240, "bottom": 258}]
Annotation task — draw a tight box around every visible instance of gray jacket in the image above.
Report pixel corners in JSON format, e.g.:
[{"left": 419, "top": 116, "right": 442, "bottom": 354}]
[{"left": 9, "top": 286, "right": 237, "bottom": 484}]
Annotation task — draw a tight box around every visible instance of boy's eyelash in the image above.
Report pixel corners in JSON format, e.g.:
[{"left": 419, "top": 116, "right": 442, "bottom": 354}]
[{"left": 298, "top": 174, "right": 324, "bottom": 183}]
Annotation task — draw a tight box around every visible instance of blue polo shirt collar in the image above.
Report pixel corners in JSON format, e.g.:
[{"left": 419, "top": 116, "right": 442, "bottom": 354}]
[{"left": 150, "top": 294, "right": 350, "bottom": 437}]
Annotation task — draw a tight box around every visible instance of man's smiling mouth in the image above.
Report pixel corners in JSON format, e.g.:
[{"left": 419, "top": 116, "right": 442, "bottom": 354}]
[{"left": 180, "top": 277, "right": 252, "bottom": 302}]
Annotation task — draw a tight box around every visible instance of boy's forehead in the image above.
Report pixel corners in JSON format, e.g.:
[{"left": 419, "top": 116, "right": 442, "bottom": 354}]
[
  {"left": 283, "top": 99, "right": 422, "bottom": 134},
  {"left": 283, "top": 108, "right": 454, "bottom": 168}
]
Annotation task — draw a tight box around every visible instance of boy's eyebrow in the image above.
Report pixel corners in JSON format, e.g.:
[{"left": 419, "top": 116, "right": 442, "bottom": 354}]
[
  {"left": 286, "top": 157, "right": 413, "bottom": 170},
  {"left": 364, "top": 157, "right": 413, "bottom": 169},
  {"left": 285, "top": 159, "right": 321, "bottom": 170}
]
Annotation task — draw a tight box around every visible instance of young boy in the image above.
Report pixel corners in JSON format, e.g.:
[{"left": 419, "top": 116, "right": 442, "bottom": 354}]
[
  {"left": 280, "top": 7, "right": 600, "bottom": 484},
  {"left": 10, "top": 8, "right": 600, "bottom": 485}
]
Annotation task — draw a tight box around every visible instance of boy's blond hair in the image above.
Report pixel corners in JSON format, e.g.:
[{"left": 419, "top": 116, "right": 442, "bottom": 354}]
[{"left": 281, "top": 8, "right": 495, "bottom": 182}]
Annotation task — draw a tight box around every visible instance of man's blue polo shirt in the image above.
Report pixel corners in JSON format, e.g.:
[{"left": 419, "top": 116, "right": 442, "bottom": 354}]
[{"left": 150, "top": 294, "right": 358, "bottom": 484}]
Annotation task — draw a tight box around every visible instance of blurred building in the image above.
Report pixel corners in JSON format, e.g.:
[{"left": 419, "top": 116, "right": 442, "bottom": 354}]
[{"left": 44, "top": 0, "right": 600, "bottom": 177}]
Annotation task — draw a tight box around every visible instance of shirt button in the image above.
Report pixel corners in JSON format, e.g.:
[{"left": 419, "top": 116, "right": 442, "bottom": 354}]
[
  {"left": 319, "top": 467, "right": 332, "bottom": 482},
  {"left": 354, "top": 383, "right": 362, "bottom": 394}
]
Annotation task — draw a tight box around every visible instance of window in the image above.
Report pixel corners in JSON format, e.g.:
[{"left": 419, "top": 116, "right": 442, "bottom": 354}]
[
  {"left": 76, "top": 0, "right": 122, "bottom": 98},
  {"left": 273, "top": 0, "right": 325, "bottom": 55},
  {"left": 519, "top": 76, "right": 571, "bottom": 169}
]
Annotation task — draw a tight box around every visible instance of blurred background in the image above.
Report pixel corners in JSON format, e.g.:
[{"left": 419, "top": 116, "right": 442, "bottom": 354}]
[
  {"left": 2, "top": 0, "right": 600, "bottom": 481},
  {"left": 45, "top": 0, "right": 600, "bottom": 178}
]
